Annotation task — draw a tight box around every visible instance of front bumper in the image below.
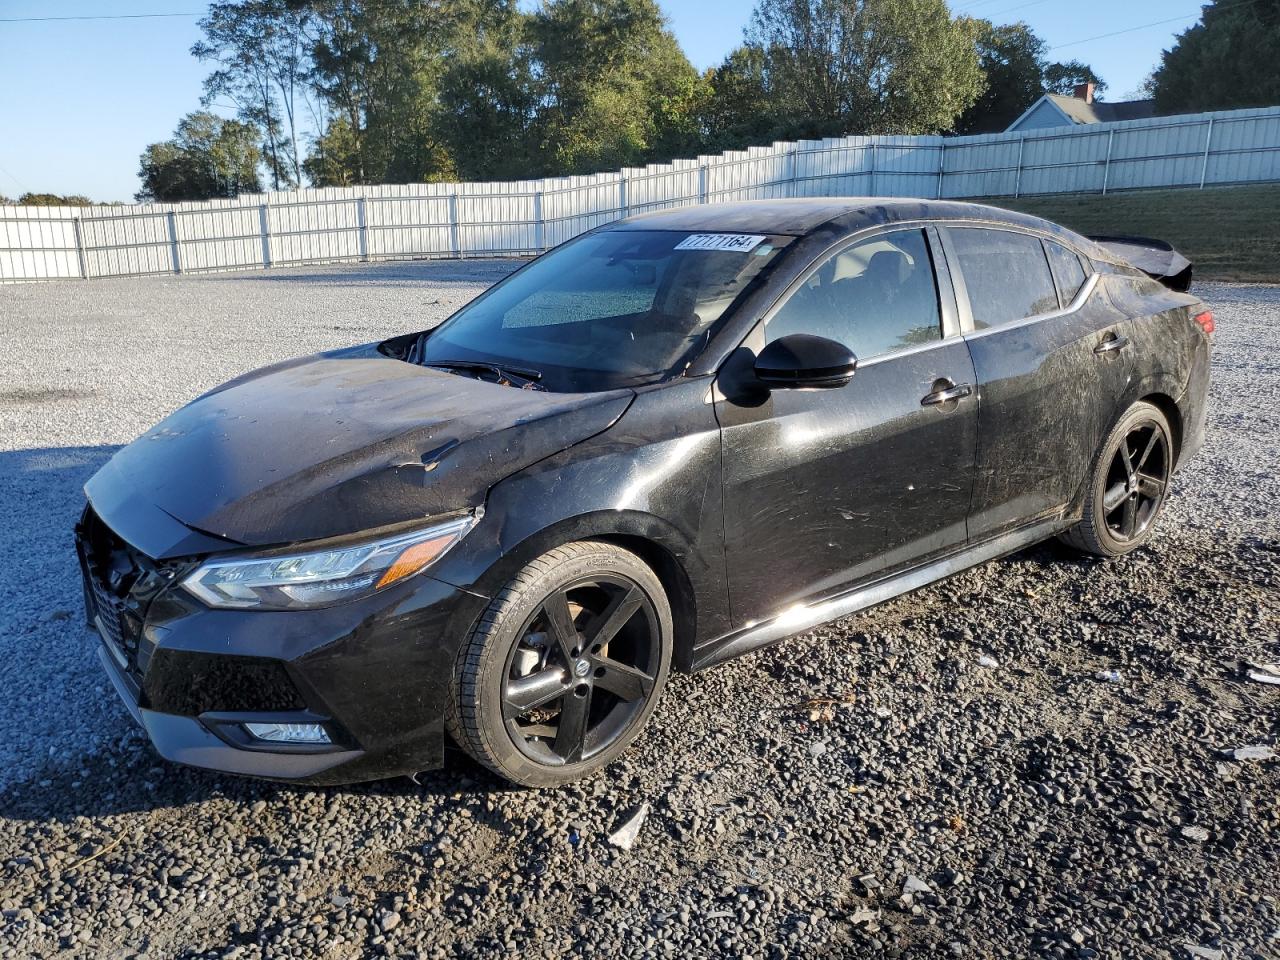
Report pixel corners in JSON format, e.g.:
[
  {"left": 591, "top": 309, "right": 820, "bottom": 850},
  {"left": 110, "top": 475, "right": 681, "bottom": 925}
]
[
  {"left": 79, "top": 508, "right": 487, "bottom": 785},
  {"left": 96, "top": 644, "right": 366, "bottom": 780}
]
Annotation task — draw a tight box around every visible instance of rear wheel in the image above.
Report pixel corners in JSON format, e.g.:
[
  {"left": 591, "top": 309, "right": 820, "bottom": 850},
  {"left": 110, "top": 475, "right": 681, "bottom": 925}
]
[
  {"left": 446, "top": 541, "right": 672, "bottom": 787},
  {"left": 1059, "top": 401, "right": 1174, "bottom": 557}
]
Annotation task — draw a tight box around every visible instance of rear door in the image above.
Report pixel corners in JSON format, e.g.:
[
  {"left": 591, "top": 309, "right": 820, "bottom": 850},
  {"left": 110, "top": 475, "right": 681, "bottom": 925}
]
[
  {"left": 715, "top": 227, "right": 979, "bottom": 626},
  {"left": 941, "top": 226, "right": 1134, "bottom": 539}
]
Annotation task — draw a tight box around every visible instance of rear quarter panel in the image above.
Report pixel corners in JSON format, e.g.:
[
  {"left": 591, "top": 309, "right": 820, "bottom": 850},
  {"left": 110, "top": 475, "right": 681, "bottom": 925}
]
[{"left": 1100, "top": 272, "right": 1208, "bottom": 466}]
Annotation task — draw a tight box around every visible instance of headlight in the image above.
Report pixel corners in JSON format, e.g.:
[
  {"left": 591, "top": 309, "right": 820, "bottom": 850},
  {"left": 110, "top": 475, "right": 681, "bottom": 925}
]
[{"left": 181, "top": 514, "right": 477, "bottom": 611}]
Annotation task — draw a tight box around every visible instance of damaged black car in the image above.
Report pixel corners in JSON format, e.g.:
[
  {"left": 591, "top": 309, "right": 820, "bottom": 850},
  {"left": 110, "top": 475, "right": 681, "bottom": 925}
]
[{"left": 77, "top": 199, "right": 1213, "bottom": 787}]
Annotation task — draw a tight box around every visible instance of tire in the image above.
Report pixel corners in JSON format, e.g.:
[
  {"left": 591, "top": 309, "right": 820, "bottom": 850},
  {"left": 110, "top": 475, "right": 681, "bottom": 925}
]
[
  {"left": 1058, "top": 400, "right": 1175, "bottom": 557},
  {"left": 445, "top": 541, "right": 673, "bottom": 787}
]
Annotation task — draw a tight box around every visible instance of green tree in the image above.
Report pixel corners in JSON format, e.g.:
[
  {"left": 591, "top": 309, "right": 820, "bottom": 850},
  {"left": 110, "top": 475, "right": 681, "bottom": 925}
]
[
  {"left": 1042, "top": 60, "right": 1107, "bottom": 98},
  {"left": 194, "top": 0, "right": 312, "bottom": 190},
  {"left": 16, "top": 193, "right": 93, "bottom": 206},
  {"left": 136, "top": 112, "right": 263, "bottom": 202},
  {"left": 954, "top": 20, "right": 1046, "bottom": 134},
  {"left": 739, "top": 0, "right": 985, "bottom": 140},
  {"left": 302, "top": 115, "right": 362, "bottom": 186},
  {"left": 701, "top": 46, "right": 778, "bottom": 152},
  {"left": 305, "top": 0, "right": 455, "bottom": 185},
  {"left": 434, "top": 0, "right": 539, "bottom": 181},
  {"left": 1151, "top": 0, "right": 1280, "bottom": 113},
  {"left": 528, "top": 0, "right": 709, "bottom": 175}
]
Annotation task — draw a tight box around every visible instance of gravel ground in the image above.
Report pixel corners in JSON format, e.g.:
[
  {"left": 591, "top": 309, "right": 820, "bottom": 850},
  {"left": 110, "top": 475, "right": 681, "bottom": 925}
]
[{"left": 0, "top": 263, "right": 1277, "bottom": 960}]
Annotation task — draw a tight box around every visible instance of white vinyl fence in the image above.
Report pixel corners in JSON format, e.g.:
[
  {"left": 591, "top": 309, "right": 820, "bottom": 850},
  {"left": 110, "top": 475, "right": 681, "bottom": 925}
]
[{"left": 4, "top": 105, "right": 1280, "bottom": 283}]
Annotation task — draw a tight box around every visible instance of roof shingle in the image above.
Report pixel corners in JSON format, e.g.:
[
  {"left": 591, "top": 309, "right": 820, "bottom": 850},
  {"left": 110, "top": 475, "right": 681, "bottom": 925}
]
[{"left": 1045, "top": 94, "right": 1157, "bottom": 125}]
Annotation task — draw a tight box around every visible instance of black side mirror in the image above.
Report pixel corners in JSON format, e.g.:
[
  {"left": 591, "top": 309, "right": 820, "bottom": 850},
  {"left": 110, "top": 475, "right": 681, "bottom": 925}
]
[{"left": 754, "top": 334, "right": 858, "bottom": 390}]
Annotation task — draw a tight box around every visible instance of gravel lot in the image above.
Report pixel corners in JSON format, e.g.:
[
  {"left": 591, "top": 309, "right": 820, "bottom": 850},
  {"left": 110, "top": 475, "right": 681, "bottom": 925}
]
[{"left": 0, "top": 262, "right": 1277, "bottom": 960}]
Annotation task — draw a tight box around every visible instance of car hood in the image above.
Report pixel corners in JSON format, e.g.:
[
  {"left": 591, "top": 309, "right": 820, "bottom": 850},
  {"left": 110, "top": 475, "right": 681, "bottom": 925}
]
[{"left": 86, "top": 352, "right": 633, "bottom": 559}]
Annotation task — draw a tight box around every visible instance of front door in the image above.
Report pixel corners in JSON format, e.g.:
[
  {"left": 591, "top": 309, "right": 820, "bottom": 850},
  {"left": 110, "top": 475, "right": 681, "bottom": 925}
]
[{"left": 715, "top": 227, "right": 980, "bottom": 627}]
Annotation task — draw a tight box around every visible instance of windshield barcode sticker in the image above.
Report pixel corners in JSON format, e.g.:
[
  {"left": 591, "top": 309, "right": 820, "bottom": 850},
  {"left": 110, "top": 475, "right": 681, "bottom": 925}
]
[{"left": 674, "top": 233, "right": 767, "bottom": 253}]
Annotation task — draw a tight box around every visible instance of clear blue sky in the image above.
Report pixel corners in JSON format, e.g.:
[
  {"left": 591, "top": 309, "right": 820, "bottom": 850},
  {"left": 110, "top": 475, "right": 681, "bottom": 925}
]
[{"left": 0, "top": 0, "right": 1198, "bottom": 203}]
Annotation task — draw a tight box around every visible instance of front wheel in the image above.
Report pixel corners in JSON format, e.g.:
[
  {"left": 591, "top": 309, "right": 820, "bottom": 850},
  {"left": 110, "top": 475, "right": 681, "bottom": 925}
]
[
  {"left": 1059, "top": 400, "right": 1175, "bottom": 557},
  {"left": 446, "top": 541, "right": 672, "bottom": 787}
]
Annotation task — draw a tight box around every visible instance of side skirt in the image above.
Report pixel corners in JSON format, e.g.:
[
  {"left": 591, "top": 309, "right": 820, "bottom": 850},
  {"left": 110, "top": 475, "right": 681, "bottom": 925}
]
[{"left": 690, "top": 514, "right": 1068, "bottom": 672}]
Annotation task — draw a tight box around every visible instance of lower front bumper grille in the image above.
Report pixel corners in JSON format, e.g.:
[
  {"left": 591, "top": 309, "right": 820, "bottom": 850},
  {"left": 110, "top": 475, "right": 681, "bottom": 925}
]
[
  {"left": 143, "top": 650, "right": 306, "bottom": 716},
  {"left": 77, "top": 508, "right": 149, "bottom": 681},
  {"left": 87, "top": 574, "right": 139, "bottom": 669}
]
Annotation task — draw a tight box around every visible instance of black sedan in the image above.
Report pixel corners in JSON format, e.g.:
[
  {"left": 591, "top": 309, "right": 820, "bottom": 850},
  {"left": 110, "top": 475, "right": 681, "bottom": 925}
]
[{"left": 77, "top": 199, "right": 1212, "bottom": 787}]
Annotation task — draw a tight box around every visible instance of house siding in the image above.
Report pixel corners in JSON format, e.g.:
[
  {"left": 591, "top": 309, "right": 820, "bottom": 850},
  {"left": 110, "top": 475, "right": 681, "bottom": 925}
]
[{"left": 1010, "top": 100, "right": 1076, "bottom": 132}]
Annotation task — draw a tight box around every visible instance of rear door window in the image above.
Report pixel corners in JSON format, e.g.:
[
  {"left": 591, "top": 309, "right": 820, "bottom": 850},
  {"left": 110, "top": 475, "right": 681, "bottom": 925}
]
[
  {"left": 1044, "top": 240, "right": 1090, "bottom": 306},
  {"left": 949, "top": 228, "right": 1059, "bottom": 330}
]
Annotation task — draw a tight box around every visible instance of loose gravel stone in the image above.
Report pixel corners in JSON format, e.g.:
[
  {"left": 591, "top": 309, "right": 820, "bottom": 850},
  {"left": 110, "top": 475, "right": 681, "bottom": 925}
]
[{"left": 0, "top": 265, "right": 1277, "bottom": 959}]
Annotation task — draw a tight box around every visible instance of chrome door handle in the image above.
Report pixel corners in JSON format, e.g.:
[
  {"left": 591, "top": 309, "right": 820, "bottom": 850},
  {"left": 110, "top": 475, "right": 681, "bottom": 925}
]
[
  {"left": 1094, "top": 334, "right": 1129, "bottom": 355},
  {"left": 921, "top": 382, "right": 973, "bottom": 406}
]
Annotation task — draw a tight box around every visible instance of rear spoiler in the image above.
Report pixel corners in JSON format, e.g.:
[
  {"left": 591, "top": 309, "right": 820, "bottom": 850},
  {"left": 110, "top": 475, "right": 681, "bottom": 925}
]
[{"left": 1087, "top": 235, "right": 1193, "bottom": 292}]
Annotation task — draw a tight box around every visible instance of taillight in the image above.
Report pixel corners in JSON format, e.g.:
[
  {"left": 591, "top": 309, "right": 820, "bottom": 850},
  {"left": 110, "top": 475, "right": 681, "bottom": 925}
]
[{"left": 1193, "top": 310, "right": 1215, "bottom": 335}]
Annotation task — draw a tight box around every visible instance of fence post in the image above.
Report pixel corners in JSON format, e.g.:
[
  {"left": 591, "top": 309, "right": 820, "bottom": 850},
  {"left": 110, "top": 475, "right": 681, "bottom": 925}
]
[
  {"left": 936, "top": 139, "right": 946, "bottom": 200},
  {"left": 533, "top": 190, "right": 545, "bottom": 253},
  {"left": 1101, "top": 130, "right": 1115, "bottom": 195},
  {"left": 697, "top": 164, "right": 708, "bottom": 204},
  {"left": 72, "top": 217, "right": 89, "bottom": 280},
  {"left": 788, "top": 146, "right": 800, "bottom": 198},
  {"left": 867, "top": 143, "right": 877, "bottom": 196},
  {"left": 356, "top": 197, "right": 369, "bottom": 261},
  {"left": 167, "top": 211, "right": 183, "bottom": 275},
  {"left": 618, "top": 175, "right": 629, "bottom": 218},
  {"left": 448, "top": 193, "right": 461, "bottom": 257},
  {"left": 257, "top": 204, "right": 271, "bottom": 268},
  {"left": 1199, "top": 117, "right": 1216, "bottom": 188},
  {"left": 1014, "top": 136, "right": 1026, "bottom": 198}
]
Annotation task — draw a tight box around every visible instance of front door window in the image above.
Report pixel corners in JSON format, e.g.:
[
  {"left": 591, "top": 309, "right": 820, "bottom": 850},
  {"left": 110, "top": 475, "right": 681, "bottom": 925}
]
[{"left": 765, "top": 229, "right": 943, "bottom": 360}]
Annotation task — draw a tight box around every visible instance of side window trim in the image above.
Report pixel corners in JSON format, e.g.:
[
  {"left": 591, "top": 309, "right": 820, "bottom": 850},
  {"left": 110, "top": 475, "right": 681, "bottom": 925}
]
[
  {"left": 1076, "top": 249, "right": 1094, "bottom": 280},
  {"left": 1041, "top": 238, "right": 1068, "bottom": 311},
  {"left": 1042, "top": 237, "right": 1094, "bottom": 310},
  {"left": 924, "top": 225, "right": 963, "bottom": 340},
  {"left": 935, "top": 225, "right": 975, "bottom": 335},
  {"left": 962, "top": 273, "right": 1099, "bottom": 341},
  {"left": 756, "top": 225, "right": 950, "bottom": 361},
  {"left": 1034, "top": 233, "right": 1057, "bottom": 311}
]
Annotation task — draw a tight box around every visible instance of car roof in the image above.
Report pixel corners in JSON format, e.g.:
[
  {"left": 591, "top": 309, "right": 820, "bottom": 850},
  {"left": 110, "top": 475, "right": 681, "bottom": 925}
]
[{"left": 612, "top": 197, "right": 1062, "bottom": 239}]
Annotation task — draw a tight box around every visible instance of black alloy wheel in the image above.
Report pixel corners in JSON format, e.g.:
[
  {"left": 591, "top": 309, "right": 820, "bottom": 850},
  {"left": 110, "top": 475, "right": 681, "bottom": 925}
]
[
  {"left": 1100, "top": 420, "right": 1170, "bottom": 544},
  {"left": 1059, "top": 400, "right": 1175, "bottom": 557},
  {"left": 447, "top": 541, "right": 672, "bottom": 787},
  {"left": 502, "top": 575, "right": 661, "bottom": 766}
]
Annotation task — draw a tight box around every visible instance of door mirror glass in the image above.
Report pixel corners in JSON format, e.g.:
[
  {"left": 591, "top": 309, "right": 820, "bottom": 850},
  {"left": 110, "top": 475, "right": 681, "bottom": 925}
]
[{"left": 754, "top": 334, "right": 857, "bottom": 389}]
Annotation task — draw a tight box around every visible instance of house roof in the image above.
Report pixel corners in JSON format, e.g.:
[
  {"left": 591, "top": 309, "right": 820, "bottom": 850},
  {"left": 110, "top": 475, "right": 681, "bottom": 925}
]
[
  {"left": 1007, "top": 94, "right": 1157, "bottom": 131},
  {"left": 1046, "top": 93, "right": 1157, "bottom": 125}
]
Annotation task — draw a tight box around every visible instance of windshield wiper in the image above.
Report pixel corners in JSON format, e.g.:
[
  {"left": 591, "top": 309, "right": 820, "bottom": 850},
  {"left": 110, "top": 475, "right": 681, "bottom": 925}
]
[{"left": 422, "top": 359, "right": 546, "bottom": 390}]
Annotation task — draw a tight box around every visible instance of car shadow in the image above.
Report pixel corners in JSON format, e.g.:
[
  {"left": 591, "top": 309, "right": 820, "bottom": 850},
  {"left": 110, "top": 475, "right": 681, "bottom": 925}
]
[
  {"left": 0, "top": 743, "right": 509, "bottom": 828},
  {"left": 1013, "top": 537, "right": 1113, "bottom": 570},
  {"left": 0, "top": 444, "right": 511, "bottom": 826}
]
